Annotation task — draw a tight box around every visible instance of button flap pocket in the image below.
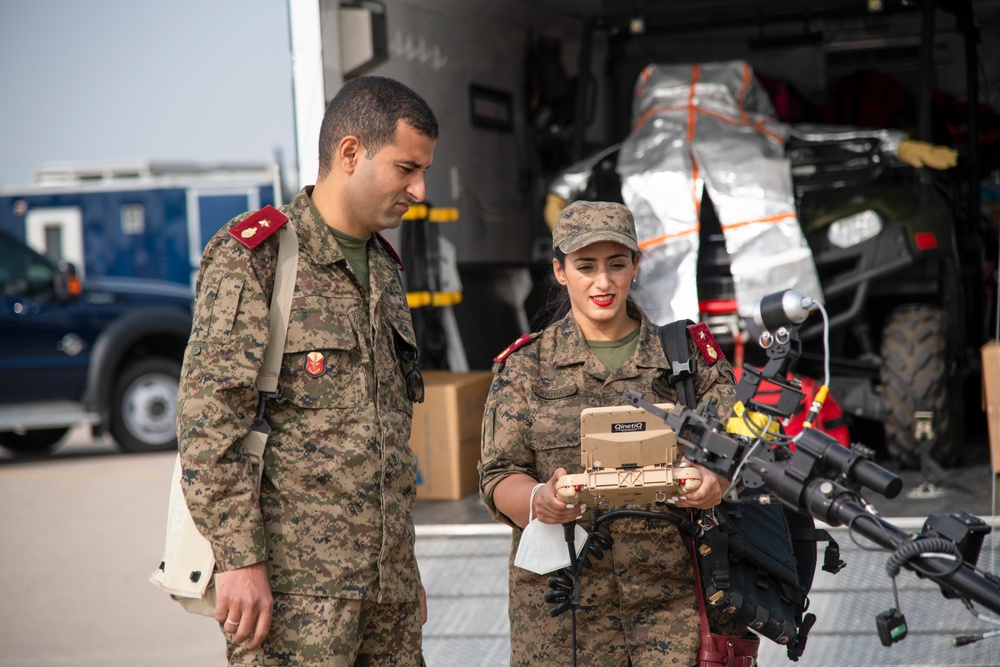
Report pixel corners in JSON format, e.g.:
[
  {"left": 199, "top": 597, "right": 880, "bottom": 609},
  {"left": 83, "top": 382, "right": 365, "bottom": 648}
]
[{"left": 285, "top": 313, "right": 357, "bottom": 353}]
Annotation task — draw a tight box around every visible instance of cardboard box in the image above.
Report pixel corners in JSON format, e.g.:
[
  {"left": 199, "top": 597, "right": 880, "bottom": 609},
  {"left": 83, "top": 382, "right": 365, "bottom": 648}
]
[
  {"left": 409, "top": 370, "right": 494, "bottom": 500},
  {"left": 982, "top": 341, "right": 1000, "bottom": 474}
]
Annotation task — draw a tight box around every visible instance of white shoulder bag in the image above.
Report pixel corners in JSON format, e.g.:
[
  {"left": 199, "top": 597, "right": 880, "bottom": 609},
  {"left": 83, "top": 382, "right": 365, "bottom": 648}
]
[{"left": 149, "top": 221, "right": 298, "bottom": 616}]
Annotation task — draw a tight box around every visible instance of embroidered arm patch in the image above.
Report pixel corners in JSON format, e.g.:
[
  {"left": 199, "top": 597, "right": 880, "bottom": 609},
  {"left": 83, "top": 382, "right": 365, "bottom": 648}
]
[{"left": 687, "top": 321, "right": 725, "bottom": 365}]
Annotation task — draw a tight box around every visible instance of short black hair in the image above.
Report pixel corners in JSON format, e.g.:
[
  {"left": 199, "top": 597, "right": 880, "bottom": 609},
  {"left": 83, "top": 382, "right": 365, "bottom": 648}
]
[{"left": 317, "top": 76, "right": 438, "bottom": 176}]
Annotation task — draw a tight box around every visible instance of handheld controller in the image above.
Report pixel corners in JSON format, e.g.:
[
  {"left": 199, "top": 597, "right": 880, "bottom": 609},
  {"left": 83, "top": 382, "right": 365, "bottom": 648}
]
[{"left": 556, "top": 466, "right": 702, "bottom": 504}]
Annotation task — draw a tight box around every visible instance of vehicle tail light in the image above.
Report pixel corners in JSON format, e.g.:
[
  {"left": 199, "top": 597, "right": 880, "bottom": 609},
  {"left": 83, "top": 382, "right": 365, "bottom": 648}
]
[
  {"left": 914, "top": 232, "right": 938, "bottom": 250},
  {"left": 699, "top": 298, "right": 738, "bottom": 315}
]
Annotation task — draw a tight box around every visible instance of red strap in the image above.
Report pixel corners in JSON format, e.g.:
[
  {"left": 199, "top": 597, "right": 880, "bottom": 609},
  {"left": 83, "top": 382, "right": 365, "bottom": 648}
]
[
  {"left": 689, "top": 532, "right": 713, "bottom": 636},
  {"left": 689, "top": 525, "right": 760, "bottom": 667}
]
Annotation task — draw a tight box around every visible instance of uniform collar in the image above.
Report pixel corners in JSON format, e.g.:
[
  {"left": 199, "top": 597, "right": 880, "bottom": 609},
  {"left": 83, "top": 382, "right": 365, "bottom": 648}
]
[
  {"left": 292, "top": 186, "right": 400, "bottom": 285},
  {"left": 290, "top": 186, "right": 347, "bottom": 268},
  {"left": 550, "top": 302, "right": 665, "bottom": 375}
]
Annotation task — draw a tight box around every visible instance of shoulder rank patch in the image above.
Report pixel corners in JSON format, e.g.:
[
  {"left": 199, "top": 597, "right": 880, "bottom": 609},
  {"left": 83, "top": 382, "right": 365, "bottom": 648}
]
[
  {"left": 493, "top": 333, "right": 536, "bottom": 364},
  {"left": 374, "top": 232, "right": 405, "bottom": 271},
  {"left": 687, "top": 321, "right": 725, "bottom": 365},
  {"left": 228, "top": 205, "right": 288, "bottom": 249}
]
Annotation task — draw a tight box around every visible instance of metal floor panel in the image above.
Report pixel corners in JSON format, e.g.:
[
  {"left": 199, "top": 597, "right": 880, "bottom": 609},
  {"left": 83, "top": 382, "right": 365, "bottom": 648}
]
[
  {"left": 422, "top": 637, "right": 511, "bottom": 667},
  {"left": 416, "top": 529, "right": 1000, "bottom": 667}
]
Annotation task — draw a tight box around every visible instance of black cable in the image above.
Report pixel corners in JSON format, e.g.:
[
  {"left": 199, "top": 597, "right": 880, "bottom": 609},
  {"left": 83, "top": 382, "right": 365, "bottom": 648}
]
[
  {"left": 886, "top": 538, "right": 965, "bottom": 580},
  {"left": 545, "top": 507, "right": 702, "bottom": 665},
  {"left": 739, "top": 406, "right": 795, "bottom": 445},
  {"left": 847, "top": 510, "right": 896, "bottom": 553}
]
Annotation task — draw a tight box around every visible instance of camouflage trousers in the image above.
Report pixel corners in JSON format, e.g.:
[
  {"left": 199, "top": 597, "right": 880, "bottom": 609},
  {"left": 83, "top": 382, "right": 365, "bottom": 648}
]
[
  {"left": 226, "top": 594, "right": 424, "bottom": 667},
  {"left": 508, "top": 515, "right": 704, "bottom": 667}
]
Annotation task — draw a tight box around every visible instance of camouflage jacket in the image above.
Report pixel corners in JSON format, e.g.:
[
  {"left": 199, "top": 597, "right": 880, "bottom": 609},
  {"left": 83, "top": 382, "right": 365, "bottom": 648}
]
[
  {"left": 177, "top": 187, "right": 421, "bottom": 602},
  {"left": 478, "top": 307, "right": 738, "bottom": 661},
  {"left": 480, "top": 306, "right": 737, "bottom": 521}
]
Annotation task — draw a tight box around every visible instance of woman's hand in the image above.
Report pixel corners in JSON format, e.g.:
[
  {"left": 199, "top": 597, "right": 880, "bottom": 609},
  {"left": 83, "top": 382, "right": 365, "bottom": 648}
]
[
  {"left": 534, "top": 468, "right": 585, "bottom": 525},
  {"left": 672, "top": 459, "right": 729, "bottom": 509}
]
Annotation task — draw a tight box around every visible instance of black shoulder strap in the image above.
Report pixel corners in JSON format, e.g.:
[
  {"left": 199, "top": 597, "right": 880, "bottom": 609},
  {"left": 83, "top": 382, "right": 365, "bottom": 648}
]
[{"left": 659, "top": 320, "right": 698, "bottom": 409}]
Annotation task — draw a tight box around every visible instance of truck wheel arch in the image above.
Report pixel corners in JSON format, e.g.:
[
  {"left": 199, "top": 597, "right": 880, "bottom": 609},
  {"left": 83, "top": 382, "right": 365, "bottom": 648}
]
[{"left": 82, "top": 308, "right": 192, "bottom": 431}]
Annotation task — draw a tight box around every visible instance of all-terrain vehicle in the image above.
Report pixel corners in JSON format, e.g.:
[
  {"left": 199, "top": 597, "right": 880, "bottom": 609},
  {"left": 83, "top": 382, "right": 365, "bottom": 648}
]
[
  {"left": 533, "top": 0, "right": 997, "bottom": 471},
  {"left": 547, "top": 117, "right": 987, "bottom": 467}
]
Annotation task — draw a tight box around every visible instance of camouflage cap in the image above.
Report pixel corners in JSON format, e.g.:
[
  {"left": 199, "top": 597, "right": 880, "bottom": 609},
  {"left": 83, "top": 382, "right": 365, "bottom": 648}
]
[{"left": 552, "top": 201, "right": 639, "bottom": 254}]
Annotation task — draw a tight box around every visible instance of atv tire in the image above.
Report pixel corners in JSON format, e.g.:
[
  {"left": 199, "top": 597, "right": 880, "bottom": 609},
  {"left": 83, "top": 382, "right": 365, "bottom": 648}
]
[{"left": 880, "top": 305, "right": 962, "bottom": 467}]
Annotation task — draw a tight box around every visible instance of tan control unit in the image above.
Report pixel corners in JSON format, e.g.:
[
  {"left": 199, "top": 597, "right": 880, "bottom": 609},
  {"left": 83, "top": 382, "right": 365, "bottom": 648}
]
[{"left": 556, "top": 403, "right": 702, "bottom": 505}]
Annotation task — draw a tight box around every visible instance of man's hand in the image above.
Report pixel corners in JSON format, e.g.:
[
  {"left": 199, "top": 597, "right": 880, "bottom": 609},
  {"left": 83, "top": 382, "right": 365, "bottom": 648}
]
[{"left": 215, "top": 562, "right": 273, "bottom": 649}]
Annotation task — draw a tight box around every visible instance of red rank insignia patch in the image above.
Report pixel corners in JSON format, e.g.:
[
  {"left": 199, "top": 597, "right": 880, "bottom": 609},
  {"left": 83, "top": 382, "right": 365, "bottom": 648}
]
[
  {"left": 687, "top": 322, "right": 725, "bottom": 365},
  {"left": 305, "top": 351, "right": 325, "bottom": 377},
  {"left": 228, "top": 205, "right": 289, "bottom": 249},
  {"left": 493, "top": 333, "right": 534, "bottom": 364}
]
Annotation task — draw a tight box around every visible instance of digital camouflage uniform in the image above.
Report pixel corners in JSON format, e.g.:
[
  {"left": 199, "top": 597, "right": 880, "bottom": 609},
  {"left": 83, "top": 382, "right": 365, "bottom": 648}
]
[
  {"left": 479, "top": 305, "right": 738, "bottom": 667},
  {"left": 178, "top": 187, "right": 423, "bottom": 665}
]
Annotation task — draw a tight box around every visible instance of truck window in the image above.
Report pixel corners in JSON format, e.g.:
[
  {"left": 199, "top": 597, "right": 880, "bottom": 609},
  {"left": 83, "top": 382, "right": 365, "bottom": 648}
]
[{"left": 0, "top": 233, "right": 56, "bottom": 299}]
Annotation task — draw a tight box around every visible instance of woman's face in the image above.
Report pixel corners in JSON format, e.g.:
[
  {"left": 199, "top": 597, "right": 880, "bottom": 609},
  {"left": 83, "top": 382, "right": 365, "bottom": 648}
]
[{"left": 553, "top": 240, "right": 640, "bottom": 340}]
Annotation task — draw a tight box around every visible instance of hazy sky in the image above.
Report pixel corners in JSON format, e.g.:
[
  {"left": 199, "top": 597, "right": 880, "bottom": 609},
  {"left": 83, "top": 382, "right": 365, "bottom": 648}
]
[{"left": 0, "top": 0, "right": 297, "bottom": 189}]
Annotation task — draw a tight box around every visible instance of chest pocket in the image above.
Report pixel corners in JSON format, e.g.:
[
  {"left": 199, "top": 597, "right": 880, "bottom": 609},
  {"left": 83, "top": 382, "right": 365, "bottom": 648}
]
[
  {"left": 527, "top": 381, "right": 588, "bottom": 478},
  {"left": 527, "top": 382, "right": 584, "bottom": 450},
  {"left": 281, "top": 312, "right": 361, "bottom": 408}
]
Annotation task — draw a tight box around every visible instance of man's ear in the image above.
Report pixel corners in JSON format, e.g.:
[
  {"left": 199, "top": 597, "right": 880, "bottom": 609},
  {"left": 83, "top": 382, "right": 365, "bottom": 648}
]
[{"left": 338, "top": 136, "right": 363, "bottom": 173}]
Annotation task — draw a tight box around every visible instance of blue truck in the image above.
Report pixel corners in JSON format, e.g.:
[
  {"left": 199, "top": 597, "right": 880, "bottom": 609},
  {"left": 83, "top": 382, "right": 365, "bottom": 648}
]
[
  {"left": 0, "top": 160, "right": 281, "bottom": 287},
  {"left": 0, "top": 161, "right": 281, "bottom": 455},
  {"left": 0, "top": 228, "right": 193, "bottom": 454}
]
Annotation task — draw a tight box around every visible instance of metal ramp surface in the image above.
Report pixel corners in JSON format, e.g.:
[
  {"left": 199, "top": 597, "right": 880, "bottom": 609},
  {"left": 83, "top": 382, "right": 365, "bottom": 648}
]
[{"left": 416, "top": 527, "right": 1000, "bottom": 667}]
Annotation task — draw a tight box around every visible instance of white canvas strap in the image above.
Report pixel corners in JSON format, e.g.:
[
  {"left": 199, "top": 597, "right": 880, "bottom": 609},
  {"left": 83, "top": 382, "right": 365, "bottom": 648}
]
[{"left": 257, "top": 222, "right": 298, "bottom": 396}]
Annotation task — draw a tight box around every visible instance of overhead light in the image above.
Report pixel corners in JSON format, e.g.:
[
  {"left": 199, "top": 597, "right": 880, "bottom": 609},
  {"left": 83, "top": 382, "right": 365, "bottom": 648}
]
[
  {"left": 868, "top": 0, "right": 884, "bottom": 11},
  {"left": 629, "top": 15, "right": 646, "bottom": 35}
]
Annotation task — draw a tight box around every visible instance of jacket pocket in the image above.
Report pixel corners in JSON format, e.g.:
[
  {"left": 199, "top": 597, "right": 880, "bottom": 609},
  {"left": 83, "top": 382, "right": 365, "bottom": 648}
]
[
  {"left": 527, "top": 383, "right": 584, "bottom": 458},
  {"left": 281, "top": 314, "right": 361, "bottom": 408},
  {"left": 389, "top": 320, "right": 419, "bottom": 416}
]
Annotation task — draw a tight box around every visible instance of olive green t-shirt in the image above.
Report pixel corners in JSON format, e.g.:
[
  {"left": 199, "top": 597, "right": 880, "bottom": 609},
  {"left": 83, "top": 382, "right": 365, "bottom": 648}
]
[
  {"left": 330, "top": 226, "right": 371, "bottom": 292},
  {"left": 587, "top": 325, "right": 641, "bottom": 373}
]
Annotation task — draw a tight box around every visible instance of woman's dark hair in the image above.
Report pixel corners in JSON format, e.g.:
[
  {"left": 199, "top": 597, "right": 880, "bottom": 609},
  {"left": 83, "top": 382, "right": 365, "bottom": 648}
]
[
  {"left": 317, "top": 76, "right": 439, "bottom": 177},
  {"left": 530, "top": 246, "right": 641, "bottom": 331}
]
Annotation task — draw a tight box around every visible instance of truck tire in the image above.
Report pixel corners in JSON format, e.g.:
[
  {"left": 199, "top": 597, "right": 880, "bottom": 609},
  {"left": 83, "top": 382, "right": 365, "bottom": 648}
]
[
  {"left": 0, "top": 428, "right": 70, "bottom": 455},
  {"left": 880, "top": 305, "right": 961, "bottom": 467},
  {"left": 110, "top": 357, "right": 181, "bottom": 453}
]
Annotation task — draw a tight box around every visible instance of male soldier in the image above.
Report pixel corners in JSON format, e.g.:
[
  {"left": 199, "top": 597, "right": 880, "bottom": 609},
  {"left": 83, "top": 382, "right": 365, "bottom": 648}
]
[{"left": 177, "top": 76, "right": 436, "bottom": 666}]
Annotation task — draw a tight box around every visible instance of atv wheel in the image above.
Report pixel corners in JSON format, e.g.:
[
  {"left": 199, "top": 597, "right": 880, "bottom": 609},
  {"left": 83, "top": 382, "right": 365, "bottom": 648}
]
[
  {"left": 880, "top": 305, "right": 962, "bottom": 467},
  {"left": 0, "top": 428, "right": 69, "bottom": 455},
  {"left": 110, "top": 358, "right": 181, "bottom": 453}
]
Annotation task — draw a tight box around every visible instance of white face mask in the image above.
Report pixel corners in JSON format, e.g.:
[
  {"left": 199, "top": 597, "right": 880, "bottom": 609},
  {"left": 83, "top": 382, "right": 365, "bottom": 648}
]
[{"left": 513, "top": 483, "right": 588, "bottom": 575}]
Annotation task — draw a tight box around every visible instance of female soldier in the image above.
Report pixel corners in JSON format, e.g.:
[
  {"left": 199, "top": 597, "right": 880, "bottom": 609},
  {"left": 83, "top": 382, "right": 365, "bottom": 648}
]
[{"left": 479, "top": 200, "right": 741, "bottom": 666}]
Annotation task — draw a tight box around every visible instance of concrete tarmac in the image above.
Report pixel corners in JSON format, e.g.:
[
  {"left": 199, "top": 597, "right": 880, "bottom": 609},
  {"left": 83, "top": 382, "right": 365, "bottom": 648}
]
[
  {"left": 0, "top": 429, "right": 225, "bottom": 667},
  {"left": 2, "top": 427, "right": 999, "bottom": 666}
]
